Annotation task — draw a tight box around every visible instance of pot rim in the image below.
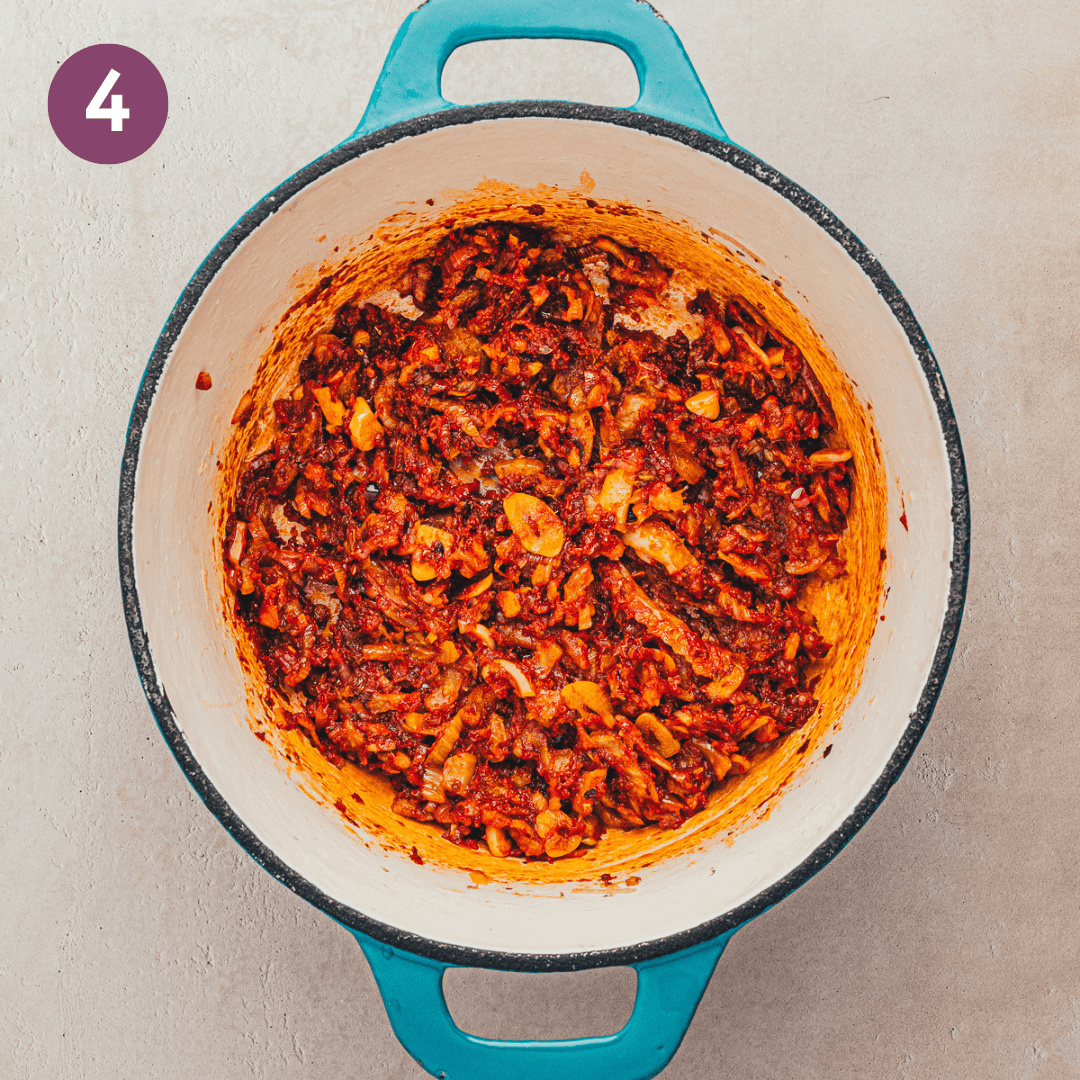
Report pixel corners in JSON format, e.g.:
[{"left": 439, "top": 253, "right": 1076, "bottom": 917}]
[{"left": 118, "top": 100, "right": 970, "bottom": 973}]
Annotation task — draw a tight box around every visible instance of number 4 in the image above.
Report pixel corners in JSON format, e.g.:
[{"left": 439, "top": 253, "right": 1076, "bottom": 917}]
[{"left": 86, "top": 69, "right": 130, "bottom": 132}]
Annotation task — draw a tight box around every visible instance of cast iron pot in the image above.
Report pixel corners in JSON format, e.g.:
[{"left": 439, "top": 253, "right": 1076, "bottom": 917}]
[{"left": 119, "top": 2, "right": 970, "bottom": 1077}]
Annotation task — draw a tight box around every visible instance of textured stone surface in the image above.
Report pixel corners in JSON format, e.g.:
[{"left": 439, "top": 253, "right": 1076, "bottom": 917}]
[{"left": 3, "top": 0, "right": 1078, "bottom": 1076}]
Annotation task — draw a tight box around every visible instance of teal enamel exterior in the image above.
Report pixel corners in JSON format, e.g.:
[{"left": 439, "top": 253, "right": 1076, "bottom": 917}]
[
  {"left": 351, "top": 0, "right": 729, "bottom": 142},
  {"left": 348, "top": 923, "right": 741, "bottom": 1080}
]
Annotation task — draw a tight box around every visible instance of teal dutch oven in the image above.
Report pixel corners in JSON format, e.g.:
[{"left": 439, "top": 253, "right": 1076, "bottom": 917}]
[{"left": 119, "top": 1, "right": 969, "bottom": 1077}]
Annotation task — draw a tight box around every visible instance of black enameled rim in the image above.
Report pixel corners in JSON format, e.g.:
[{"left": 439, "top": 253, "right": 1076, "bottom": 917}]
[{"left": 118, "top": 101, "right": 970, "bottom": 973}]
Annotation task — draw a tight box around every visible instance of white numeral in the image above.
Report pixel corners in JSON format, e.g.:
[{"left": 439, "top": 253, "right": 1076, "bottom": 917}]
[{"left": 86, "top": 69, "right": 130, "bottom": 132}]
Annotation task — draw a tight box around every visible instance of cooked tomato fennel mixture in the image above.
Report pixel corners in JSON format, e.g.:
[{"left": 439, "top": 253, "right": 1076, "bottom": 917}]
[{"left": 225, "top": 221, "right": 853, "bottom": 861}]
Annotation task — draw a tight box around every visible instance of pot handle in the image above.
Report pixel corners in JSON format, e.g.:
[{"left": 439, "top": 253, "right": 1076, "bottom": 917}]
[
  {"left": 350, "top": 0, "right": 727, "bottom": 141},
  {"left": 348, "top": 926, "right": 736, "bottom": 1080}
]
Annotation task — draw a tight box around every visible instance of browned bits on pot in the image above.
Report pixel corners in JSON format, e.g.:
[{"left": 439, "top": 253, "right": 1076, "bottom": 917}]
[
  {"left": 226, "top": 220, "right": 853, "bottom": 861},
  {"left": 195, "top": 370, "right": 212, "bottom": 391}
]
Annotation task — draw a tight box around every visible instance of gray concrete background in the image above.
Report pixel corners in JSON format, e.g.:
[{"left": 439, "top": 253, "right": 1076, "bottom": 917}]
[{"left": 3, "top": 0, "right": 1077, "bottom": 1076}]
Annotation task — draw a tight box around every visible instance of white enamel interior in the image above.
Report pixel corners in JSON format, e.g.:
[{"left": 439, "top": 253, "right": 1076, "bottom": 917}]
[{"left": 133, "top": 118, "right": 954, "bottom": 957}]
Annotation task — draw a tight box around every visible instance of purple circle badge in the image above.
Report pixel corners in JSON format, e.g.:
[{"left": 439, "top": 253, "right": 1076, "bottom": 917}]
[{"left": 49, "top": 44, "right": 168, "bottom": 165}]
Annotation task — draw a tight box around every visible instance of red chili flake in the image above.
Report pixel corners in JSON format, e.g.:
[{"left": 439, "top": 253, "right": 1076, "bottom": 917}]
[
  {"left": 409, "top": 845, "right": 424, "bottom": 865},
  {"left": 425, "top": 198, "right": 434, "bottom": 206},
  {"left": 600, "top": 873, "right": 614, "bottom": 884},
  {"left": 797, "top": 739, "right": 810, "bottom": 755},
  {"left": 253, "top": 730, "right": 267, "bottom": 742},
  {"left": 823, "top": 744, "right": 834, "bottom": 758},
  {"left": 879, "top": 547, "right": 887, "bottom": 561},
  {"left": 526, "top": 204, "right": 545, "bottom": 216},
  {"left": 899, "top": 511, "right": 908, "bottom": 531},
  {"left": 350, "top": 792, "right": 365, "bottom": 804},
  {"left": 195, "top": 370, "right": 212, "bottom": 390}
]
